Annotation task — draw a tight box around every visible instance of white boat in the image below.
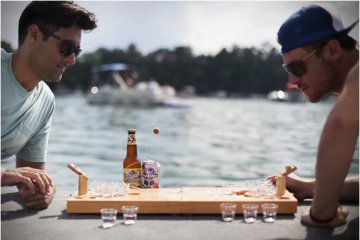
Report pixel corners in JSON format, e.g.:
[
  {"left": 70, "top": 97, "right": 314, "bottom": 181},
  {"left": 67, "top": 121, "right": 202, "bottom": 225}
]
[
  {"left": 267, "top": 90, "right": 289, "bottom": 102},
  {"left": 267, "top": 83, "right": 306, "bottom": 103},
  {"left": 86, "top": 63, "right": 189, "bottom": 107}
]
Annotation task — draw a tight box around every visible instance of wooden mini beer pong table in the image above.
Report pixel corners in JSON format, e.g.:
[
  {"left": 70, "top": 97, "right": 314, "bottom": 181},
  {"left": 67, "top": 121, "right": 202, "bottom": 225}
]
[{"left": 66, "top": 187, "right": 297, "bottom": 214}]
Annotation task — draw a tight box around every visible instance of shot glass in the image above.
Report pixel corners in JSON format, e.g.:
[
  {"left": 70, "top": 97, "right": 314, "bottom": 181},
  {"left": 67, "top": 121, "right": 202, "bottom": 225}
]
[
  {"left": 113, "top": 182, "right": 128, "bottom": 197},
  {"left": 102, "top": 181, "right": 115, "bottom": 198},
  {"left": 261, "top": 203, "right": 278, "bottom": 223},
  {"left": 245, "top": 180, "right": 261, "bottom": 198},
  {"left": 242, "top": 204, "right": 259, "bottom": 223},
  {"left": 261, "top": 184, "right": 276, "bottom": 199},
  {"left": 220, "top": 203, "right": 237, "bottom": 222},
  {"left": 122, "top": 205, "right": 139, "bottom": 225},
  {"left": 100, "top": 208, "right": 117, "bottom": 229},
  {"left": 90, "top": 180, "right": 106, "bottom": 198}
]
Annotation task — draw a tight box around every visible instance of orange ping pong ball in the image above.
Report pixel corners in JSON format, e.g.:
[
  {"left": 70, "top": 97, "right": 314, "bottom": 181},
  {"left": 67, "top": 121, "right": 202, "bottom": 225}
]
[{"left": 153, "top": 127, "right": 160, "bottom": 134}]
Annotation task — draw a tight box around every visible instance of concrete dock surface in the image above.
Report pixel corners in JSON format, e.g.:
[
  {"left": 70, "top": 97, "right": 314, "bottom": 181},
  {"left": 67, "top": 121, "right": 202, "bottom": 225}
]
[{"left": 1, "top": 187, "right": 359, "bottom": 240}]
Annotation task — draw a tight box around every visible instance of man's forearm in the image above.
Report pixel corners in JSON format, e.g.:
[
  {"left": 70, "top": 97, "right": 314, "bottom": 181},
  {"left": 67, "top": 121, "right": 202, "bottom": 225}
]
[
  {"left": 340, "top": 177, "right": 359, "bottom": 201},
  {"left": 312, "top": 107, "right": 358, "bottom": 220},
  {"left": 16, "top": 158, "right": 45, "bottom": 170}
]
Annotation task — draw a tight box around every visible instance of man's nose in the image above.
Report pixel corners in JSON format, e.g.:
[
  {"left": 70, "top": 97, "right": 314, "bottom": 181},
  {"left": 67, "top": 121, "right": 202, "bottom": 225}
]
[
  {"left": 288, "top": 74, "right": 300, "bottom": 86},
  {"left": 65, "top": 54, "right": 76, "bottom": 65}
]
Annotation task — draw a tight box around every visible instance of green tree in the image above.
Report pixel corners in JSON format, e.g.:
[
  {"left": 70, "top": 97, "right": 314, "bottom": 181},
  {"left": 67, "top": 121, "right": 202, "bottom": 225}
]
[
  {"left": 1, "top": 41, "right": 14, "bottom": 52},
  {"left": 51, "top": 42, "right": 288, "bottom": 96}
]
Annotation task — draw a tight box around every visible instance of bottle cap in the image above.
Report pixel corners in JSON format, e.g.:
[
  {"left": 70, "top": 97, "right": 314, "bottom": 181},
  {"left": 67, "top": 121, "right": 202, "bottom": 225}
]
[{"left": 128, "top": 129, "right": 136, "bottom": 133}]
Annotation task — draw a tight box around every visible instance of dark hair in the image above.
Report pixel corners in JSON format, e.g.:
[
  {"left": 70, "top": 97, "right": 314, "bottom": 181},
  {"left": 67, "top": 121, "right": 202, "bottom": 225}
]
[
  {"left": 303, "top": 34, "right": 358, "bottom": 53},
  {"left": 18, "top": 1, "right": 97, "bottom": 46}
]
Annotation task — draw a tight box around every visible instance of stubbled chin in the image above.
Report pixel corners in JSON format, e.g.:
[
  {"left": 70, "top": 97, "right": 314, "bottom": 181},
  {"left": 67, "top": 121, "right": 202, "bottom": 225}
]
[
  {"left": 55, "top": 74, "right": 63, "bottom": 82},
  {"left": 46, "top": 73, "right": 63, "bottom": 83},
  {"left": 57, "top": 66, "right": 65, "bottom": 74},
  {"left": 53, "top": 67, "right": 65, "bottom": 81},
  {"left": 307, "top": 93, "right": 321, "bottom": 103}
]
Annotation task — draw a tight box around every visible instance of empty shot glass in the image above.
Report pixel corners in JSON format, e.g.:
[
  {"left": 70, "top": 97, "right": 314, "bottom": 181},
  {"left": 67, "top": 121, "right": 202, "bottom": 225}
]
[
  {"left": 113, "top": 182, "right": 127, "bottom": 197},
  {"left": 245, "top": 180, "right": 262, "bottom": 198},
  {"left": 242, "top": 204, "right": 259, "bottom": 223},
  {"left": 89, "top": 180, "right": 106, "bottom": 198},
  {"left": 261, "top": 203, "right": 278, "bottom": 223},
  {"left": 100, "top": 208, "right": 117, "bottom": 229},
  {"left": 220, "top": 203, "right": 237, "bottom": 222},
  {"left": 122, "top": 205, "right": 139, "bottom": 225}
]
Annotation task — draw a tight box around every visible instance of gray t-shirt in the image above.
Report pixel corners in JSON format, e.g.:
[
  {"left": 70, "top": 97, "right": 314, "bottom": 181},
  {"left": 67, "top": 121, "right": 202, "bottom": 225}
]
[{"left": 1, "top": 49, "right": 55, "bottom": 162}]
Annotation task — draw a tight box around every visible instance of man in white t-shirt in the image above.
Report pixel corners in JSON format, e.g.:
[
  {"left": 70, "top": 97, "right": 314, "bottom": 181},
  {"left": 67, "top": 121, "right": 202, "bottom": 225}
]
[{"left": 1, "top": 1, "right": 97, "bottom": 209}]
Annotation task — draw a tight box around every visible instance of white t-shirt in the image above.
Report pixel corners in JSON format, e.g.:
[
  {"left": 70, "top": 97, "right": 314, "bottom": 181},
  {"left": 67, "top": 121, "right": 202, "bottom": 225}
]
[{"left": 1, "top": 49, "right": 55, "bottom": 162}]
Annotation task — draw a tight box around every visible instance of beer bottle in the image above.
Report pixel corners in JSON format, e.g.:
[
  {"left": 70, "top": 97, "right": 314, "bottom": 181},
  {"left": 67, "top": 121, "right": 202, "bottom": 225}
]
[{"left": 123, "top": 129, "right": 141, "bottom": 188}]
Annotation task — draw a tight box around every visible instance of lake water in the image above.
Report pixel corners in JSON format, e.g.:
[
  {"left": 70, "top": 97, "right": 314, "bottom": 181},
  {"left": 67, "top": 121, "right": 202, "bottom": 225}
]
[{"left": 2, "top": 94, "right": 358, "bottom": 190}]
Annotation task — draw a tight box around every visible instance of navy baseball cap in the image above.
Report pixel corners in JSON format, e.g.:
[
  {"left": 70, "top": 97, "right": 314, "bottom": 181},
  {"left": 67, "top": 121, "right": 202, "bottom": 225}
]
[{"left": 278, "top": 4, "right": 359, "bottom": 54}]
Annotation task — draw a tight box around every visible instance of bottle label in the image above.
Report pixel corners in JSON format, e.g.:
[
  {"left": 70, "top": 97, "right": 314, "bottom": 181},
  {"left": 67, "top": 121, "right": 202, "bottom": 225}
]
[
  {"left": 123, "top": 168, "right": 141, "bottom": 187},
  {"left": 127, "top": 133, "right": 137, "bottom": 145}
]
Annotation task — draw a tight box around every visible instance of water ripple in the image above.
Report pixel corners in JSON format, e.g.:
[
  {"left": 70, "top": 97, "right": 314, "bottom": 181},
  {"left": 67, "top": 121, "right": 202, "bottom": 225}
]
[{"left": 3, "top": 95, "right": 357, "bottom": 190}]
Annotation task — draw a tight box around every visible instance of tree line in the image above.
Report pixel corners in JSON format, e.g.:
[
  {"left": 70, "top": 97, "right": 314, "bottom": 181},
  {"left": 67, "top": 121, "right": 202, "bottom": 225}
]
[{"left": 1, "top": 41, "right": 288, "bottom": 96}]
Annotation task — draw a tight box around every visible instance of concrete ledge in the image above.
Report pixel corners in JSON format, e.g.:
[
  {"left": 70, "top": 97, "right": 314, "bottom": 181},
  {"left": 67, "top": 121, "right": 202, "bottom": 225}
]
[{"left": 1, "top": 187, "right": 359, "bottom": 240}]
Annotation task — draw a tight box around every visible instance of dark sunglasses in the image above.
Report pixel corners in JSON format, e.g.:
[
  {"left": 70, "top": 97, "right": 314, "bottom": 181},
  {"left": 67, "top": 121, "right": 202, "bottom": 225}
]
[
  {"left": 282, "top": 48, "right": 318, "bottom": 77},
  {"left": 41, "top": 29, "right": 82, "bottom": 57}
]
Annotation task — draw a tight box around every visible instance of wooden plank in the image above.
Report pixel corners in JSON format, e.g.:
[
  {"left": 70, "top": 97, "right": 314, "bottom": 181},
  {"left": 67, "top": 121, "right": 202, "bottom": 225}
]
[{"left": 66, "top": 187, "right": 297, "bottom": 214}]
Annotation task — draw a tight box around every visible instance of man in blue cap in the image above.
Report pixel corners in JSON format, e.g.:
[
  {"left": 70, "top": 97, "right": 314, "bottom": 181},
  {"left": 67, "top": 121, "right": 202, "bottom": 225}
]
[{"left": 277, "top": 4, "right": 358, "bottom": 227}]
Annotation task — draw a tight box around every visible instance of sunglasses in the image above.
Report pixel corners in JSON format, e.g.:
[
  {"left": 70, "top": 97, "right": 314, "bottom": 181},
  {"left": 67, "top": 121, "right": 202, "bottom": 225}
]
[
  {"left": 41, "top": 29, "right": 82, "bottom": 57},
  {"left": 282, "top": 48, "right": 318, "bottom": 77}
]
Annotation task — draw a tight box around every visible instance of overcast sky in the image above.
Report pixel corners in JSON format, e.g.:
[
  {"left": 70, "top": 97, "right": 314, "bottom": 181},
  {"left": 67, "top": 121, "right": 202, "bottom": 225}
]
[{"left": 1, "top": 1, "right": 359, "bottom": 55}]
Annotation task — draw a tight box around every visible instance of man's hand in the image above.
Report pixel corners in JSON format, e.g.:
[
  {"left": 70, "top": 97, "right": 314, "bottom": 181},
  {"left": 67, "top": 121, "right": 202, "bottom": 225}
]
[
  {"left": 268, "top": 173, "right": 314, "bottom": 200},
  {"left": 12, "top": 160, "right": 56, "bottom": 209},
  {"left": 2, "top": 167, "right": 53, "bottom": 194},
  {"left": 18, "top": 184, "right": 56, "bottom": 209}
]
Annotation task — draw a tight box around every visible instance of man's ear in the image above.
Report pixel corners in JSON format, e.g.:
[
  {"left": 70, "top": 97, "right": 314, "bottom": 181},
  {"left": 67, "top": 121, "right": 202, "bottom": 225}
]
[
  {"left": 323, "top": 39, "right": 341, "bottom": 61},
  {"left": 26, "top": 24, "right": 42, "bottom": 44}
]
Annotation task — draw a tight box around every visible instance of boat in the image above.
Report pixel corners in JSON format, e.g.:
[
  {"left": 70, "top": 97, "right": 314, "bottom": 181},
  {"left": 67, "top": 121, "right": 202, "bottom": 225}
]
[
  {"left": 267, "top": 90, "right": 288, "bottom": 102},
  {"left": 285, "top": 83, "right": 307, "bottom": 102},
  {"left": 86, "top": 63, "right": 190, "bottom": 107},
  {"left": 267, "top": 83, "right": 306, "bottom": 103}
]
